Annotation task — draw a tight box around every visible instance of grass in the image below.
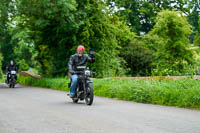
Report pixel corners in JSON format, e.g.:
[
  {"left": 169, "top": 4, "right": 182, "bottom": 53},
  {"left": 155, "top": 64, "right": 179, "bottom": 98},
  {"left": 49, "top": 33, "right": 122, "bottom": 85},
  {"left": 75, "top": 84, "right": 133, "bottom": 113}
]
[
  {"left": 0, "top": 79, "right": 4, "bottom": 83},
  {"left": 18, "top": 75, "right": 200, "bottom": 110},
  {"left": 18, "top": 75, "right": 70, "bottom": 91},
  {"left": 93, "top": 78, "right": 200, "bottom": 109},
  {"left": 0, "top": 75, "right": 5, "bottom": 83}
]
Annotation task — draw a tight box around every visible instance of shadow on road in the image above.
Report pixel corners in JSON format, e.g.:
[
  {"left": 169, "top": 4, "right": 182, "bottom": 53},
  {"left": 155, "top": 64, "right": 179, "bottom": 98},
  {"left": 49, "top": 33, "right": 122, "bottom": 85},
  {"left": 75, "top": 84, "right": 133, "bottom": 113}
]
[
  {"left": 0, "top": 83, "right": 21, "bottom": 89},
  {"left": 67, "top": 101, "right": 86, "bottom": 105},
  {"left": 65, "top": 100, "right": 99, "bottom": 107},
  {"left": 52, "top": 100, "right": 93, "bottom": 107}
]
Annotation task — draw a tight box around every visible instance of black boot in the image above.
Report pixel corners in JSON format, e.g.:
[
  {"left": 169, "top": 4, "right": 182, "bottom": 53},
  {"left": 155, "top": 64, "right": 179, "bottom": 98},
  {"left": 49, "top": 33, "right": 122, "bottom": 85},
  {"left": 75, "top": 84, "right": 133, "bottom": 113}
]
[{"left": 70, "top": 93, "right": 75, "bottom": 98}]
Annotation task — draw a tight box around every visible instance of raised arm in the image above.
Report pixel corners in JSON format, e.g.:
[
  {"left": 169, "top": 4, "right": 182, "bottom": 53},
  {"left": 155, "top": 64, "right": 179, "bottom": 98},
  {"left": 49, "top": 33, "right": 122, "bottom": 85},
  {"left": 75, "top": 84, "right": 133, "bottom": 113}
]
[
  {"left": 87, "top": 54, "right": 96, "bottom": 63},
  {"left": 87, "top": 48, "right": 96, "bottom": 63}
]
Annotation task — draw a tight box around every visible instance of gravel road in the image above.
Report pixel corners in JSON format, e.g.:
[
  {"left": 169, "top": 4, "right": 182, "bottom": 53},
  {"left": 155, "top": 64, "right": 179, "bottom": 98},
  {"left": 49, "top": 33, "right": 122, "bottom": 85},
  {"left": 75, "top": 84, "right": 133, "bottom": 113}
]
[{"left": 0, "top": 83, "right": 199, "bottom": 133}]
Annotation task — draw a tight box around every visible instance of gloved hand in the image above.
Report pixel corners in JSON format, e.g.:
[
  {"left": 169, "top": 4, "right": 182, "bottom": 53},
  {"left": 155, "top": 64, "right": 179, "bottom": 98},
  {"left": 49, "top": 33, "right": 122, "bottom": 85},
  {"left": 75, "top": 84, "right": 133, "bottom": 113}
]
[
  {"left": 69, "top": 70, "right": 75, "bottom": 75},
  {"left": 89, "top": 48, "right": 95, "bottom": 57}
]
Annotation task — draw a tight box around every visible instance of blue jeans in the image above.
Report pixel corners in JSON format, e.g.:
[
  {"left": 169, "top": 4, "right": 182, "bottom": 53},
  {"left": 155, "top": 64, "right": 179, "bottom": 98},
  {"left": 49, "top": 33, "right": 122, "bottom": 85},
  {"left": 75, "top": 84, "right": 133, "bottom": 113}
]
[{"left": 70, "top": 74, "right": 79, "bottom": 94}]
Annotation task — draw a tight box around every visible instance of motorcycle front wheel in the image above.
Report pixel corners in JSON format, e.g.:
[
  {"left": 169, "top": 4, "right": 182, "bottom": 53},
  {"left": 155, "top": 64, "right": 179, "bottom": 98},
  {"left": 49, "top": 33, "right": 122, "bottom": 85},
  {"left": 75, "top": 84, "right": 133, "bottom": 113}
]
[
  {"left": 72, "top": 98, "right": 79, "bottom": 103},
  {"left": 85, "top": 83, "right": 94, "bottom": 105}
]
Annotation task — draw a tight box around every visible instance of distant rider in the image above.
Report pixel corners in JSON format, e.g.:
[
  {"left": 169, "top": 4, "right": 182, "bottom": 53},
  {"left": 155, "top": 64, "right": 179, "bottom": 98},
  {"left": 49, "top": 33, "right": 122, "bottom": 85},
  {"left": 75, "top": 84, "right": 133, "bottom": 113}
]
[
  {"left": 68, "top": 45, "right": 95, "bottom": 97},
  {"left": 6, "top": 60, "right": 18, "bottom": 84}
]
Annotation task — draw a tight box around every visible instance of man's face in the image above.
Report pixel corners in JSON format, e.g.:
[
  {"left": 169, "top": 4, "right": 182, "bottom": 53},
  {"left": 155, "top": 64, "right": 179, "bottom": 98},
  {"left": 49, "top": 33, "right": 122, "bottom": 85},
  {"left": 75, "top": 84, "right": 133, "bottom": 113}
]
[
  {"left": 78, "top": 51, "right": 83, "bottom": 57},
  {"left": 10, "top": 61, "right": 14, "bottom": 65}
]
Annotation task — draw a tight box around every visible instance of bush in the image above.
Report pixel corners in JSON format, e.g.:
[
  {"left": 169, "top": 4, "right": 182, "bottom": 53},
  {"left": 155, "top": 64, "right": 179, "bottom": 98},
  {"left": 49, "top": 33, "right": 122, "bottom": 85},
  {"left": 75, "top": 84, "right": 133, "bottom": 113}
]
[
  {"left": 18, "top": 59, "right": 30, "bottom": 71},
  {"left": 120, "top": 37, "right": 154, "bottom": 76}
]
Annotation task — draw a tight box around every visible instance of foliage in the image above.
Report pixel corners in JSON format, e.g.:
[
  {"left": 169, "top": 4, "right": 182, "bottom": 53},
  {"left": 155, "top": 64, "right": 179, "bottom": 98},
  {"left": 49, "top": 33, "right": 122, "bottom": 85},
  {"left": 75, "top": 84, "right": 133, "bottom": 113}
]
[
  {"left": 120, "top": 36, "right": 154, "bottom": 76},
  {"left": 187, "top": 0, "right": 200, "bottom": 32},
  {"left": 15, "top": 0, "right": 78, "bottom": 76},
  {"left": 0, "top": 0, "right": 200, "bottom": 77},
  {"left": 194, "top": 19, "right": 200, "bottom": 46},
  {"left": 0, "top": 53, "right": 3, "bottom": 78},
  {"left": 109, "top": 0, "right": 199, "bottom": 35},
  {"left": 10, "top": 24, "right": 39, "bottom": 71},
  {"left": 15, "top": 0, "right": 135, "bottom": 77},
  {"left": 0, "top": 0, "right": 16, "bottom": 70},
  {"left": 149, "top": 10, "right": 193, "bottom": 75},
  {"left": 17, "top": 59, "right": 29, "bottom": 71},
  {"left": 119, "top": 10, "right": 194, "bottom": 76},
  {"left": 194, "top": 33, "right": 200, "bottom": 46}
]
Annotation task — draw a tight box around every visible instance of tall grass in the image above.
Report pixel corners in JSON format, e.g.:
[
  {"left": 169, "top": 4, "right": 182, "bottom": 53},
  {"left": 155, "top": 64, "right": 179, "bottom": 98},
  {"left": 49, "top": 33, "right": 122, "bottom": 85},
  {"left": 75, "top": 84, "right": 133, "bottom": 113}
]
[
  {"left": 18, "top": 76, "right": 70, "bottom": 91},
  {"left": 18, "top": 75, "right": 200, "bottom": 109},
  {"left": 0, "top": 75, "right": 5, "bottom": 83},
  {"left": 93, "top": 79, "right": 200, "bottom": 109},
  {"left": 0, "top": 76, "right": 3, "bottom": 83}
]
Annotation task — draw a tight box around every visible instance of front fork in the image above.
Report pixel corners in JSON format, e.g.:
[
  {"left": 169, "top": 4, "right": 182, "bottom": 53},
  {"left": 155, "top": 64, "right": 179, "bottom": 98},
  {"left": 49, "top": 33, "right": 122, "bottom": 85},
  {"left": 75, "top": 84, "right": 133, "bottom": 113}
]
[{"left": 83, "top": 78, "right": 93, "bottom": 97}]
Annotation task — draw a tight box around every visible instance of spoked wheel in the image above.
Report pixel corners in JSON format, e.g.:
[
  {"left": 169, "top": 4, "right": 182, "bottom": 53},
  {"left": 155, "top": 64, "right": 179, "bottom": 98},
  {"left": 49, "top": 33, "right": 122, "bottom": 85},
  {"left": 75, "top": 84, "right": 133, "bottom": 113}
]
[
  {"left": 12, "top": 84, "right": 15, "bottom": 88},
  {"left": 85, "top": 83, "right": 94, "bottom": 105},
  {"left": 9, "top": 77, "right": 15, "bottom": 88},
  {"left": 9, "top": 79, "right": 12, "bottom": 88},
  {"left": 12, "top": 79, "right": 16, "bottom": 88}
]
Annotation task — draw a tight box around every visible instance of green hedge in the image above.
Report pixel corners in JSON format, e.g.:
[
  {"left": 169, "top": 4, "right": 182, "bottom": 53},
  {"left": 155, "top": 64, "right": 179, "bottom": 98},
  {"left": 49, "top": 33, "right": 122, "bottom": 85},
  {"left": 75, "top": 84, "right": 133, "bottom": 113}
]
[{"left": 18, "top": 75, "right": 200, "bottom": 109}]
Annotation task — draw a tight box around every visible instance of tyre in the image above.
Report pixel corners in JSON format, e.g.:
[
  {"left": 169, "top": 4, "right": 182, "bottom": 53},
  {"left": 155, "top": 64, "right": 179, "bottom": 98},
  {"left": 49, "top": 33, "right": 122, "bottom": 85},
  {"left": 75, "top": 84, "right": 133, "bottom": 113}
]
[
  {"left": 12, "top": 79, "right": 16, "bottom": 88},
  {"left": 72, "top": 98, "right": 79, "bottom": 103},
  {"left": 12, "top": 84, "right": 15, "bottom": 88},
  {"left": 9, "top": 79, "right": 12, "bottom": 88},
  {"left": 85, "top": 83, "right": 94, "bottom": 105}
]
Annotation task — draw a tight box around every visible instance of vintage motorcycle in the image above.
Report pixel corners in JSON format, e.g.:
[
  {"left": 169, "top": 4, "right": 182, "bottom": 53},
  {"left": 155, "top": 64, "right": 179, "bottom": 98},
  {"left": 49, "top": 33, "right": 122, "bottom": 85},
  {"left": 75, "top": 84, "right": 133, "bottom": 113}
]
[
  {"left": 8, "top": 70, "right": 17, "bottom": 88},
  {"left": 68, "top": 66, "right": 95, "bottom": 105}
]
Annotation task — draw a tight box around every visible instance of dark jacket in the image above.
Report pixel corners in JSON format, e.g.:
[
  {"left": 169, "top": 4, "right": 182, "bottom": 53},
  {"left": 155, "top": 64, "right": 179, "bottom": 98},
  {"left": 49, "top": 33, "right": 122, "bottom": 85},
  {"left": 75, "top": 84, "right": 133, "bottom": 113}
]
[
  {"left": 6, "top": 64, "right": 18, "bottom": 73},
  {"left": 68, "top": 54, "right": 95, "bottom": 73}
]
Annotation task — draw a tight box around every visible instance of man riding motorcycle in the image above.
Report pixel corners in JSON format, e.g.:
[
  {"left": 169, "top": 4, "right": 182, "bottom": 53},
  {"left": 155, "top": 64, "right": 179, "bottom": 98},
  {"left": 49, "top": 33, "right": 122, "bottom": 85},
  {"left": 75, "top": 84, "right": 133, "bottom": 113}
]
[
  {"left": 6, "top": 60, "right": 18, "bottom": 84},
  {"left": 68, "top": 45, "right": 95, "bottom": 98}
]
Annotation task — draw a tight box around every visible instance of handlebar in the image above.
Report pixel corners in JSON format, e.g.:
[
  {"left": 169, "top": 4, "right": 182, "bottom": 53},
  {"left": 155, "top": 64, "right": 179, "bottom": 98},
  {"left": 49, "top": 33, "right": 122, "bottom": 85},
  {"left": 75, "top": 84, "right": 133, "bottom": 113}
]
[{"left": 72, "top": 70, "right": 97, "bottom": 75}]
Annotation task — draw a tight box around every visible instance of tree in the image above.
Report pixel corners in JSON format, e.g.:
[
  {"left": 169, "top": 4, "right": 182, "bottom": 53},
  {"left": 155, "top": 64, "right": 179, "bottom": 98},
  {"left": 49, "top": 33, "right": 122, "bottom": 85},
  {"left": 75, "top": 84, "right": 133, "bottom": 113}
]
[
  {"left": 9, "top": 18, "right": 39, "bottom": 71},
  {"left": 0, "top": 0, "right": 16, "bottom": 70},
  {"left": 0, "top": 53, "right": 3, "bottom": 78},
  {"left": 108, "top": 0, "right": 174, "bottom": 34},
  {"left": 150, "top": 10, "right": 193, "bottom": 75},
  {"left": 194, "top": 17, "right": 200, "bottom": 46},
  {"left": 120, "top": 37, "right": 154, "bottom": 76},
  {"left": 15, "top": 0, "right": 135, "bottom": 77},
  {"left": 187, "top": 0, "right": 200, "bottom": 32},
  {"left": 109, "top": 0, "right": 198, "bottom": 37}
]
